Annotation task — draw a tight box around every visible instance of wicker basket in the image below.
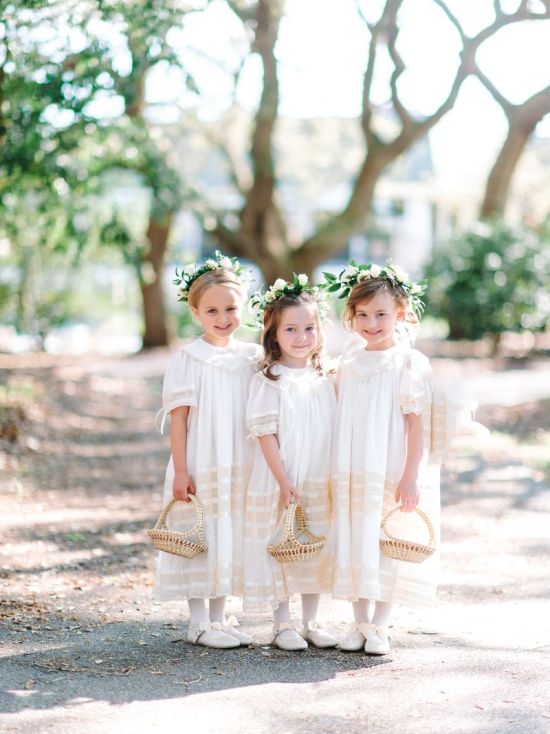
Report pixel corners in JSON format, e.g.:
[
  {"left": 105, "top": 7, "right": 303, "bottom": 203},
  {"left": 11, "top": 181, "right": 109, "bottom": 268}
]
[
  {"left": 379, "top": 507, "right": 436, "bottom": 564},
  {"left": 268, "top": 502, "right": 325, "bottom": 564},
  {"left": 147, "top": 495, "right": 207, "bottom": 559}
]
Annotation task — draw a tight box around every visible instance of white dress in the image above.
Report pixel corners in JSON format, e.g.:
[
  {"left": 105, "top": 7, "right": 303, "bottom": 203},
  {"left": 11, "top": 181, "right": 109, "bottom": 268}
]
[
  {"left": 243, "top": 365, "right": 336, "bottom": 613},
  {"left": 332, "top": 339, "right": 441, "bottom": 609},
  {"left": 154, "top": 338, "right": 262, "bottom": 601}
]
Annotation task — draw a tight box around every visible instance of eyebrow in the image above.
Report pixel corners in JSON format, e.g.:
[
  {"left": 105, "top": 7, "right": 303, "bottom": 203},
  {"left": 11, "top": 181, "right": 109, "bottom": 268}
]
[
  {"left": 203, "top": 303, "right": 237, "bottom": 308},
  {"left": 282, "top": 322, "right": 315, "bottom": 326}
]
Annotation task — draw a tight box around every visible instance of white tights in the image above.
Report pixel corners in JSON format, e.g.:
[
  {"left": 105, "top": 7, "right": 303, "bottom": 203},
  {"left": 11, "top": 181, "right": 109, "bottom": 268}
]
[
  {"left": 188, "top": 597, "right": 227, "bottom": 626},
  {"left": 353, "top": 598, "right": 393, "bottom": 627},
  {"left": 273, "top": 593, "right": 320, "bottom": 627}
]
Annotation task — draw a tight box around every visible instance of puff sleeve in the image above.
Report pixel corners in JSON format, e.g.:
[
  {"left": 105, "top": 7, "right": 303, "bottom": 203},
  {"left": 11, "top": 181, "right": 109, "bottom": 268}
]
[
  {"left": 155, "top": 349, "right": 197, "bottom": 432},
  {"left": 246, "top": 372, "right": 280, "bottom": 438},
  {"left": 400, "top": 350, "right": 432, "bottom": 416}
]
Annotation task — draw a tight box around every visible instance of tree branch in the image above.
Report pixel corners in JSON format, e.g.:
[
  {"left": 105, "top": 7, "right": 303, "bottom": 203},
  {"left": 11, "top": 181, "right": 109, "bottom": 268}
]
[
  {"left": 386, "top": 9, "right": 411, "bottom": 131},
  {"left": 296, "top": 0, "right": 550, "bottom": 264},
  {"left": 210, "top": 217, "right": 245, "bottom": 256},
  {"left": 226, "top": 0, "right": 258, "bottom": 23},
  {"left": 431, "top": 0, "right": 467, "bottom": 44},
  {"left": 473, "top": 63, "right": 514, "bottom": 113}
]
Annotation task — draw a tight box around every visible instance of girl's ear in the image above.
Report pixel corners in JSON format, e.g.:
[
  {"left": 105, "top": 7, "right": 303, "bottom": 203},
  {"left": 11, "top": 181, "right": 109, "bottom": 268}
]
[
  {"left": 396, "top": 307, "right": 406, "bottom": 322},
  {"left": 190, "top": 306, "right": 200, "bottom": 321}
]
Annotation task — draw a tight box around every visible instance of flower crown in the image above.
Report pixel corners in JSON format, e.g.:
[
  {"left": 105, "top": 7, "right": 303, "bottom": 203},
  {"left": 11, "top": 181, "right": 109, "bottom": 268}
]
[
  {"left": 174, "top": 250, "right": 250, "bottom": 302},
  {"left": 248, "top": 273, "right": 329, "bottom": 327},
  {"left": 322, "top": 260, "right": 427, "bottom": 318}
]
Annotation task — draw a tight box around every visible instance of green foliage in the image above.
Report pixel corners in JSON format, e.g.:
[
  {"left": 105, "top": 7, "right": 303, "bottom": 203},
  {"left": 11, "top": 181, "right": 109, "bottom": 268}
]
[
  {"left": 426, "top": 222, "right": 550, "bottom": 340},
  {"left": 0, "top": 0, "right": 198, "bottom": 340}
]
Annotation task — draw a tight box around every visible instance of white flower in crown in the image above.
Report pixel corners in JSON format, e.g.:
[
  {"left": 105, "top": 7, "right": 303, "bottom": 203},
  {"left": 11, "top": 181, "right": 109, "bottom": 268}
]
[
  {"left": 321, "top": 259, "right": 427, "bottom": 319},
  {"left": 173, "top": 250, "right": 250, "bottom": 302},
  {"left": 247, "top": 273, "right": 328, "bottom": 328},
  {"left": 392, "top": 265, "right": 408, "bottom": 282},
  {"left": 341, "top": 265, "right": 359, "bottom": 282}
]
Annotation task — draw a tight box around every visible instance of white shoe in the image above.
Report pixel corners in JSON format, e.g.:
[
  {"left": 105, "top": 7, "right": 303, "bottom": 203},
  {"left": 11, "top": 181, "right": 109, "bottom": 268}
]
[
  {"left": 222, "top": 616, "right": 254, "bottom": 646},
  {"left": 302, "top": 621, "right": 338, "bottom": 648},
  {"left": 186, "top": 621, "right": 240, "bottom": 649},
  {"left": 339, "top": 623, "right": 372, "bottom": 652},
  {"left": 271, "top": 622, "right": 308, "bottom": 651},
  {"left": 364, "top": 624, "right": 390, "bottom": 655}
]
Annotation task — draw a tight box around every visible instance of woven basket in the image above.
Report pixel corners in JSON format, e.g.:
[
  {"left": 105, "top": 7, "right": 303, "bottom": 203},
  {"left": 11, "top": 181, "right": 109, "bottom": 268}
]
[
  {"left": 147, "top": 495, "right": 207, "bottom": 559},
  {"left": 268, "top": 502, "right": 325, "bottom": 564},
  {"left": 379, "top": 507, "right": 436, "bottom": 564}
]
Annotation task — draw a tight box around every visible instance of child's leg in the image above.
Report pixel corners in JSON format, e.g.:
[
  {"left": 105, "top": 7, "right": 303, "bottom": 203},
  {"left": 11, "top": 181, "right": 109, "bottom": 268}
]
[
  {"left": 301, "top": 593, "right": 320, "bottom": 626},
  {"left": 208, "top": 596, "right": 226, "bottom": 623},
  {"left": 273, "top": 600, "right": 291, "bottom": 625},
  {"left": 352, "top": 598, "right": 370, "bottom": 624},
  {"left": 371, "top": 601, "right": 393, "bottom": 628},
  {"left": 188, "top": 598, "right": 208, "bottom": 625}
]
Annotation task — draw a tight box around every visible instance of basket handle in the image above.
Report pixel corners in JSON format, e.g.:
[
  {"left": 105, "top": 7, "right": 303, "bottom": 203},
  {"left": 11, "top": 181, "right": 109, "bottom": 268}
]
[
  {"left": 154, "top": 495, "right": 206, "bottom": 543},
  {"left": 279, "top": 501, "right": 303, "bottom": 545},
  {"left": 381, "top": 507, "right": 435, "bottom": 547}
]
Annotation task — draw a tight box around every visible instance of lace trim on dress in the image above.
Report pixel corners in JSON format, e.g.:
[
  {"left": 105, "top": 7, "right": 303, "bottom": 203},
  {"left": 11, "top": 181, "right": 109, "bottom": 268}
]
[{"left": 246, "top": 411, "right": 278, "bottom": 439}]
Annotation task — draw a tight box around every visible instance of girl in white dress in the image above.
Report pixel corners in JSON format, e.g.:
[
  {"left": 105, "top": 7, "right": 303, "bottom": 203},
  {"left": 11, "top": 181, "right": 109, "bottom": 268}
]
[
  {"left": 325, "top": 261, "right": 438, "bottom": 656},
  {"left": 243, "top": 275, "right": 338, "bottom": 651},
  {"left": 154, "top": 252, "right": 262, "bottom": 649}
]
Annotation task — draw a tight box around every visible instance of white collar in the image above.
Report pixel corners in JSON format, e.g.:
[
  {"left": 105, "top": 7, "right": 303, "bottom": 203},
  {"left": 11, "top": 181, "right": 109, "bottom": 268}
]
[{"left": 182, "top": 338, "right": 261, "bottom": 372}]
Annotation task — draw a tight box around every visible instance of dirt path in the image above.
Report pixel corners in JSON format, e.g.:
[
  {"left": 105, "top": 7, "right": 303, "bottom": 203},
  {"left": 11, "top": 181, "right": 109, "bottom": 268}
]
[{"left": 1, "top": 350, "right": 549, "bottom": 734}]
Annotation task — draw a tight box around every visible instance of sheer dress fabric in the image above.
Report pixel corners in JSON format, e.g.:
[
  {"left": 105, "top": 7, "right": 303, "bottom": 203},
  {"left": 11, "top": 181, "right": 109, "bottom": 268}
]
[
  {"left": 154, "top": 338, "right": 262, "bottom": 601},
  {"left": 243, "top": 365, "right": 336, "bottom": 613},
  {"left": 332, "top": 340, "right": 441, "bottom": 609}
]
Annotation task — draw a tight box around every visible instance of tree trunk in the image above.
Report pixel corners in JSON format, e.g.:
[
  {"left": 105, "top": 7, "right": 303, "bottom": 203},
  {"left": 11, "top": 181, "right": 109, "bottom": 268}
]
[
  {"left": 480, "top": 117, "right": 538, "bottom": 219},
  {"left": 140, "top": 215, "right": 172, "bottom": 348},
  {"left": 478, "top": 86, "right": 550, "bottom": 219}
]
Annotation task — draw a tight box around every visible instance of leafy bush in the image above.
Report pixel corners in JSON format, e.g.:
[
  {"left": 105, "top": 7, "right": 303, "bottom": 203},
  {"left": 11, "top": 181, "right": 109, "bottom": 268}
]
[{"left": 426, "top": 222, "right": 550, "bottom": 341}]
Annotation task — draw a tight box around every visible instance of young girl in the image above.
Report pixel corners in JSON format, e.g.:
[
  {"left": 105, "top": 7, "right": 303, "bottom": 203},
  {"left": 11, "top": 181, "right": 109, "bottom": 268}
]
[
  {"left": 154, "top": 251, "right": 262, "bottom": 649},
  {"left": 327, "top": 261, "right": 438, "bottom": 655},
  {"left": 243, "top": 275, "right": 338, "bottom": 651}
]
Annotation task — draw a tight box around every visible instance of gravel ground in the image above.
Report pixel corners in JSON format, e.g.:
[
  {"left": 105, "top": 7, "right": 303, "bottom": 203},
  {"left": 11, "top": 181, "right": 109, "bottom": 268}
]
[{"left": 1, "top": 348, "right": 549, "bottom": 733}]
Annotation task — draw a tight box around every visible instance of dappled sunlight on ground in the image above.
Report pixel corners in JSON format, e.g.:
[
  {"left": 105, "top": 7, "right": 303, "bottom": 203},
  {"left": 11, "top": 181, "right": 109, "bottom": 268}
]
[{"left": 1, "top": 349, "right": 549, "bottom": 733}]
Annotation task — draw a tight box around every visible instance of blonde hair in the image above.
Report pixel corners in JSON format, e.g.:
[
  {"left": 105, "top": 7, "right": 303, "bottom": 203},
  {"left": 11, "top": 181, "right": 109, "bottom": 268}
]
[
  {"left": 187, "top": 269, "right": 246, "bottom": 309},
  {"left": 260, "top": 291, "right": 325, "bottom": 381},
  {"left": 343, "top": 278, "right": 417, "bottom": 330}
]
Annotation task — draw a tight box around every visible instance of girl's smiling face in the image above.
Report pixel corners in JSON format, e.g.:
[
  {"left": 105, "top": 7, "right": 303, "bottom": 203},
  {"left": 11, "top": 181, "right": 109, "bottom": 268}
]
[
  {"left": 275, "top": 302, "right": 319, "bottom": 368},
  {"left": 192, "top": 284, "right": 243, "bottom": 346},
  {"left": 353, "top": 289, "right": 404, "bottom": 351}
]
